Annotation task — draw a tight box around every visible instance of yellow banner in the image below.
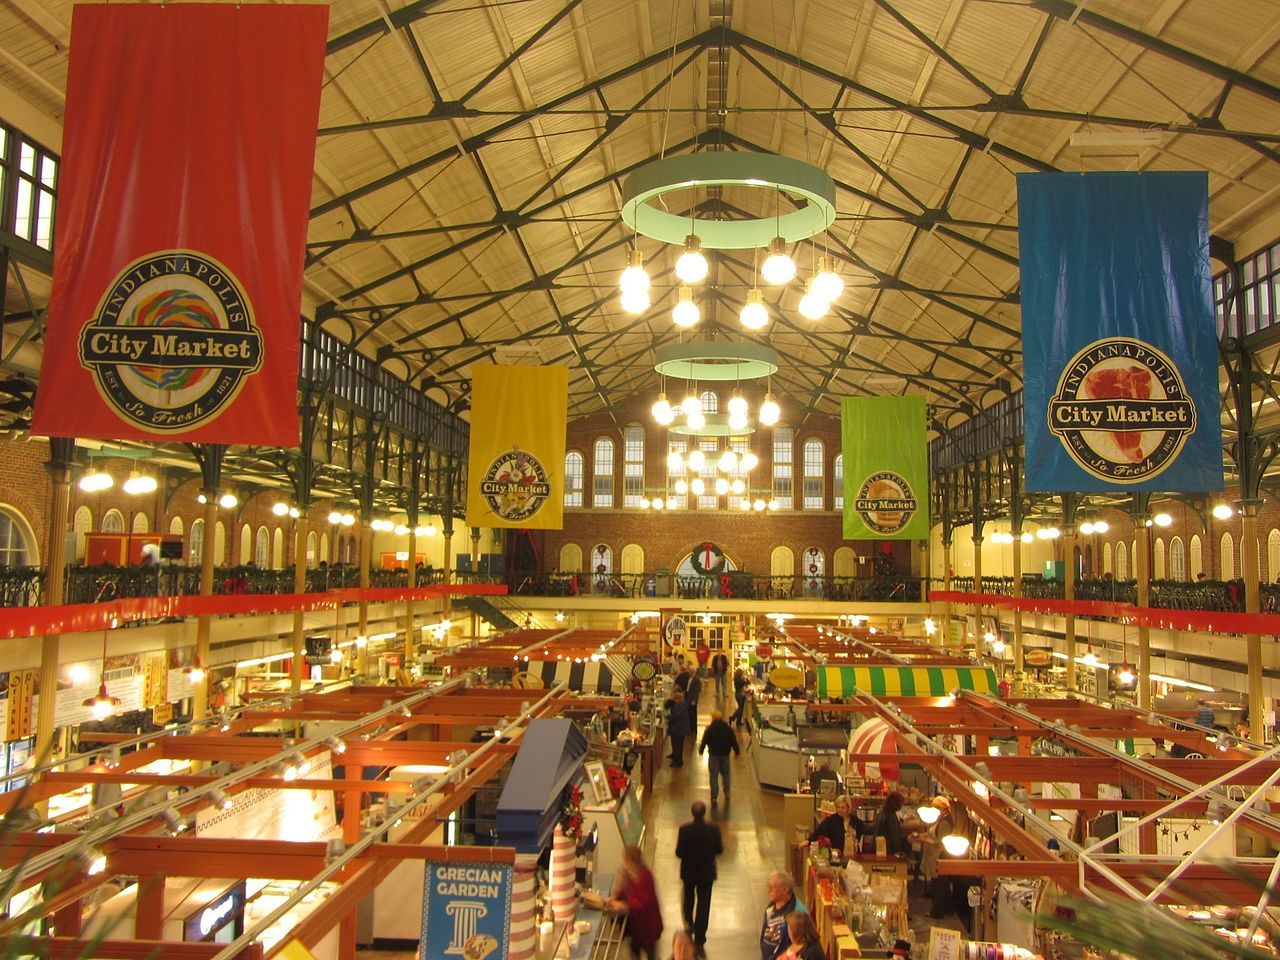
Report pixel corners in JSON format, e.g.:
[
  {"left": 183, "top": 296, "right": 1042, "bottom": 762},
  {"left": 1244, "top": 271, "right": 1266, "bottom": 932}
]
[{"left": 465, "top": 364, "right": 567, "bottom": 529}]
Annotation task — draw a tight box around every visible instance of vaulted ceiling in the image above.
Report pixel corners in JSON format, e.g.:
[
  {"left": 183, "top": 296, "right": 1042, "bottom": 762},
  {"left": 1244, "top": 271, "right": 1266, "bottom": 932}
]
[{"left": 2, "top": 0, "right": 1280, "bottom": 433}]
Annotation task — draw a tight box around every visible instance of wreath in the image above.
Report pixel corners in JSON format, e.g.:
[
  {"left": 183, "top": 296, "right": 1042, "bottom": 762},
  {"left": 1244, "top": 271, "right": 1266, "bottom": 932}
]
[
  {"left": 690, "top": 542, "right": 726, "bottom": 576},
  {"left": 561, "top": 783, "right": 584, "bottom": 838}
]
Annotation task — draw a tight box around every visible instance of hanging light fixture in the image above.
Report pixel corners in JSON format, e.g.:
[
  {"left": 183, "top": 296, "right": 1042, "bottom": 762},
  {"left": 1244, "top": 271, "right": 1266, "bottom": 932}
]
[
  {"left": 122, "top": 473, "right": 158, "bottom": 495},
  {"left": 674, "top": 235, "right": 708, "bottom": 284},
  {"left": 680, "top": 394, "right": 702, "bottom": 417},
  {"left": 185, "top": 660, "right": 206, "bottom": 684},
  {"left": 714, "top": 478, "right": 730, "bottom": 496},
  {"left": 667, "top": 451, "right": 685, "bottom": 472},
  {"left": 941, "top": 834, "right": 971, "bottom": 857},
  {"left": 728, "top": 411, "right": 749, "bottom": 431},
  {"left": 689, "top": 478, "right": 706, "bottom": 497},
  {"left": 687, "top": 449, "right": 706, "bottom": 472},
  {"left": 672, "top": 286, "right": 700, "bottom": 327},
  {"left": 1093, "top": 519, "right": 1109, "bottom": 533},
  {"left": 79, "top": 469, "right": 114, "bottom": 493},
  {"left": 753, "top": 498, "right": 767, "bottom": 512},
  {"left": 727, "top": 393, "right": 748, "bottom": 417},
  {"left": 83, "top": 626, "right": 120, "bottom": 720},
  {"left": 740, "top": 451, "right": 759, "bottom": 471},
  {"left": 219, "top": 493, "right": 238, "bottom": 509},
  {"left": 811, "top": 256, "right": 843, "bottom": 301},
  {"left": 652, "top": 394, "right": 675, "bottom": 425},
  {"left": 759, "top": 393, "right": 781, "bottom": 426},
  {"left": 686, "top": 409, "right": 706, "bottom": 430},
  {"left": 760, "top": 237, "right": 796, "bottom": 285},
  {"left": 730, "top": 478, "right": 746, "bottom": 495},
  {"left": 797, "top": 279, "right": 829, "bottom": 320},
  {"left": 674, "top": 479, "right": 689, "bottom": 495},
  {"left": 739, "top": 289, "right": 768, "bottom": 330},
  {"left": 272, "top": 502, "right": 291, "bottom": 517},
  {"left": 619, "top": 249, "right": 650, "bottom": 295},
  {"left": 1212, "top": 503, "right": 1234, "bottom": 520},
  {"left": 718, "top": 450, "right": 738, "bottom": 472}
]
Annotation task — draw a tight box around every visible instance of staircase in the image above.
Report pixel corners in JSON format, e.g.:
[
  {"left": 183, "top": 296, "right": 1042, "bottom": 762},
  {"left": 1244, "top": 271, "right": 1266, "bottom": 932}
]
[{"left": 455, "top": 594, "right": 521, "bottom": 631}]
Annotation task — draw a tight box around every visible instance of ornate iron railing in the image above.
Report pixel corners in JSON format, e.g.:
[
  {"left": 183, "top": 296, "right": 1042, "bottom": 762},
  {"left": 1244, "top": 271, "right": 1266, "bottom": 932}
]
[{"left": 944, "top": 575, "right": 1277, "bottom": 614}]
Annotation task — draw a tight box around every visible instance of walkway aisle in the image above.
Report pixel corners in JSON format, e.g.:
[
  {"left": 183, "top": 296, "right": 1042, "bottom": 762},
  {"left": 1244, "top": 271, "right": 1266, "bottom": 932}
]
[{"left": 643, "top": 692, "right": 787, "bottom": 960}]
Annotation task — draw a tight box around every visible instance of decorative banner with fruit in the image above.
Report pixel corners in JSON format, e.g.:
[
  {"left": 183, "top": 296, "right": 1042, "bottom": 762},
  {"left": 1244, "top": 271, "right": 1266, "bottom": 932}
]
[
  {"left": 1017, "top": 172, "right": 1222, "bottom": 492},
  {"left": 841, "top": 395, "right": 929, "bottom": 540},
  {"left": 465, "top": 364, "right": 568, "bottom": 529}
]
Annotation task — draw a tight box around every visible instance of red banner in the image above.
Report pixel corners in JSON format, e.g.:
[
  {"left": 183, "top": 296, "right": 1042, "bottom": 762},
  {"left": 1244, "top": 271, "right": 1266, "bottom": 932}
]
[{"left": 32, "top": 4, "right": 327, "bottom": 445}]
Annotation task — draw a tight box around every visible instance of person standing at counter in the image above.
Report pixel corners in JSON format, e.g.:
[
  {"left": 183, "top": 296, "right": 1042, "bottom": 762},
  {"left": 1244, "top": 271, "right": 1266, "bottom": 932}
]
[
  {"left": 781, "top": 910, "right": 824, "bottom": 960},
  {"left": 760, "top": 871, "right": 805, "bottom": 960},
  {"left": 675, "top": 800, "right": 723, "bottom": 956},
  {"left": 698, "top": 709, "right": 740, "bottom": 802},
  {"left": 667, "top": 690, "right": 691, "bottom": 767},
  {"left": 808, "top": 795, "right": 861, "bottom": 859},
  {"left": 608, "top": 844, "right": 663, "bottom": 960},
  {"left": 872, "top": 791, "right": 911, "bottom": 856},
  {"left": 917, "top": 796, "right": 954, "bottom": 917}
]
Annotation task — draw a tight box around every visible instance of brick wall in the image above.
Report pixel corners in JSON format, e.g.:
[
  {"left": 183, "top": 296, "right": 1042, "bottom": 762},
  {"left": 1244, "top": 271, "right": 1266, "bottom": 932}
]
[{"left": 0, "top": 437, "right": 52, "bottom": 562}]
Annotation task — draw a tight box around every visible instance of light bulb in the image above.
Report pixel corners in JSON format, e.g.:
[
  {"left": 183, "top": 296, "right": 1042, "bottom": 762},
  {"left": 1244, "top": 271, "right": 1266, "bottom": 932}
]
[
  {"left": 672, "top": 286, "right": 700, "bottom": 327},
  {"left": 653, "top": 395, "right": 675, "bottom": 425},
  {"left": 740, "top": 451, "right": 759, "bottom": 471},
  {"left": 767, "top": 499, "right": 780, "bottom": 511},
  {"left": 355, "top": 635, "right": 368, "bottom": 648},
  {"left": 686, "top": 410, "right": 706, "bottom": 430},
  {"left": 991, "top": 639, "right": 1006, "bottom": 654},
  {"left": 619, "top": 249, "right": 650, "bottom": 294},
  {"left": 639, "top": 498, "right": 651, "bottom": 509},
  {"left": 1118, "top": 666, "right": 1135, "bottom": 685},
  {"left": 714, "top": 477, "right": 729, "bottom": 496},
  {"left": 665, "top": 498, "right": 677, "bottom": 509},
  {"left": 123, "top": 474, "right": 157, "bottom": 495},
  {"left": 91, "top": 696, "right": 115, "bottom": 720},
  {"left": 289, "top": 507, "right": 300, "bottom": 519},
  {"left": 798, "top": 283, "right": 829, "bottom": 320},
  {"left": 718, "top": 450, "right": 738, "bottom": 472},
  {"left": 687, "top": 450, "right": 706, "bottom": 471},
  {"left": 728, "top": 411, "right": 749, "bottom": 431},
  {"left": 79, "top": 470, "right": 114, "bottom": 493},
  {"left": 690, "top": 478, "right": 705, "bottom": 497},
  {"left": 753, "top": 499, "right": 766, "bottom": 512},
  {"left": 1093, "top": 519, "right": 1109, "bottom": 533},
  {"left": 197, "top": 493, "right": 208, "bottom": 504},
  {"left": 330, "top": 648, "right": 344, "bottom": 664},
  {"left": 414, "top": 526, "right": 430, "bottom": 538},
  {"left": 740, "top": 289, "right": 768, "bottom": 330},
  {"left": 740, "top": 499, "right": 752, "bottom": 511},
  {"left": 917, "top": 806, "right": 941, "bottom": 825},
  {"left": 811, "top": 256, "right": 844, "bottom": 301},
  {"left": 675, "top": 480, "right": 689, "bottom": 495},
  {"left": 667, "top": 450, "right": 684, "bottom": 472},
  {"left": 728, "top": 394, "right": 748, "bottom": 417},
  {"left": 681, "top": 394, "right": 702, "bottom": 417},
  {"left": 1212, "top": 503, "right": 1234, "bottom": 520},
  {"left": 328, "top": 511, "right": 343, "bottom": 525},
  {"left": 759, "top": 395, "right": 781, "bottom": 426},
  {"left": 730, "top": 478, "right": 745, "bottom": 495},
  {"left": 674, "top": 235, "right": 708, "bottom": 284},
  {"left": 395, "top": 524, "right": 409, "bottom": 536},
  {"left": 341, "top": 513, "right": 355, "bottom": 526},
  {"left": 620, "top": 289, "right": 651, "bottom": 314},
  {"left": 186, "top": 663, "right": 206, "bottom": 684},
  {"left": 219, "top": 493, "right": 238, "bottom": 509},
  {"left": 555, "top": 612, "right": 565, "bottom": 622},
  {"left": 1020, "top": 531, "right": 1033, "bottom": 543},
  {"left": 1153, "top": 512, "right": 1173, "bottom": 527},
  {"left": 941, "top": 834, "right": 970, "bottom": 857},
  {"left": 761, "top": 237, "right": 796, "bottom": 285},
  {"left": 1080, "top": 521, "right": 1094, "bottom": 535},
  {"left": 651, "top": 498, "right": 664, "bottom": 511},
  {"left": 422, "top": 523, "right": 437, "bottom": 536},
  {"left": 272, "top": 502, "right": 290, "bottom": 516}
]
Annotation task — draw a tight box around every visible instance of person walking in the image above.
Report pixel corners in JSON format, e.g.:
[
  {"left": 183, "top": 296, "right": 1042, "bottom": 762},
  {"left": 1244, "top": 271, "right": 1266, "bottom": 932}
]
[
  {"left": 731, "top": 668, "right": 749, "bottom": 727},
  {"left": 711, "top": 650, "right": 730, "bottom": 700},
  {"left": 666, "top": 690, "right": 691, "bottom": 766},
  {"left": 674, "top": 800, "right": 723, "bottom": 956},
  {"left": 686, "top": 669, "right": 702, "bottom": 736},
  {"left": 759, "top": 871, "right": 805, "bottom": 960},
  {"left": 608, "top": 844, "right": 663, "bottom": 960},
  {"left": 698, "top": 709, "right": 740, "bottom": 802}
]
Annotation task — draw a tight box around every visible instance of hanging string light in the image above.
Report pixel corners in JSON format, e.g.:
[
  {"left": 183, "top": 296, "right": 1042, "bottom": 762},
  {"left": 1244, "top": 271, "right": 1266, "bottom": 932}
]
[
  {"left": 672, "top": 286, "right": 700, "bottom": 327},
  {"left": 674, "top": 235, "right": 708, "bottom": 284},
  {"left": 740, "top": 289, "right": 768, "bottom": 330}
]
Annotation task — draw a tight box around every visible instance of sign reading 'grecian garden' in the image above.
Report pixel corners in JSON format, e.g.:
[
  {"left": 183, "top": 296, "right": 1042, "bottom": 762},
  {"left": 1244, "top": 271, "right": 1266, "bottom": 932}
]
[{"left": 421, "top": 861, "right": 512, "bottom": 960}]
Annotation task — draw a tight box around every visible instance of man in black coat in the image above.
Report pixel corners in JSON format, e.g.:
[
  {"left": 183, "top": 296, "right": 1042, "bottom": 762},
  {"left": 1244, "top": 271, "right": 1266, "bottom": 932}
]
[
  {"left": 686, "top": 670, "right": 702, "bottom": 735},
  {"left": 675, "top": 800, "right": 723, "bottom": 955}
]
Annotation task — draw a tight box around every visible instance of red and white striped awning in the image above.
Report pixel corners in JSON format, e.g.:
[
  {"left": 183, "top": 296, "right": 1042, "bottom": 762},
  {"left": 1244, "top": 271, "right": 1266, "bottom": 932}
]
[{"left": 848, "top": 717, "right": 899, "bottom": 782}]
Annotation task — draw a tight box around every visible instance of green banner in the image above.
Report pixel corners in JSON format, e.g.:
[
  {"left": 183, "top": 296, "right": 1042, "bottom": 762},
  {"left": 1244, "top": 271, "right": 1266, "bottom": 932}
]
[{"left": 842, "top": 396, "right": 929, "bottom": 540}]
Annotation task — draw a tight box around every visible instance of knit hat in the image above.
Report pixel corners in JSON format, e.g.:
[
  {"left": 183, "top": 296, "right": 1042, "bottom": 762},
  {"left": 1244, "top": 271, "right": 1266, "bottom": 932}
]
[{"left": 888, "top": 939, "right": 912, "bottom": 958}]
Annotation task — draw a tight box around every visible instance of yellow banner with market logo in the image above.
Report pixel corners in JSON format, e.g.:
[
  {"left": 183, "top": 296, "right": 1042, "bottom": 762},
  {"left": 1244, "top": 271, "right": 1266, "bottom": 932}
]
[
  {"left": 465, "top": 364, "right": 567, "bottom": 529},
  {"left": 841, "top": 395, "right": 929, "bottom": 540}
]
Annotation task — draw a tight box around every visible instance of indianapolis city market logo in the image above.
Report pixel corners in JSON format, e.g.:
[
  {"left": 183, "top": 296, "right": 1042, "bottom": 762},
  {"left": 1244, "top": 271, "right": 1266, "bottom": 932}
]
[
  {"left": 479, "top": 446, "right": 552, "bottom": 522},
  {"left": 78, "top": 251, "right": 263, "bottom": 433},
  {"left": 854, "top": 471, "right": 917, "bottom": 535},
  {"left": 1047, "top": 337, "right": 1196, "bottom": 483}
]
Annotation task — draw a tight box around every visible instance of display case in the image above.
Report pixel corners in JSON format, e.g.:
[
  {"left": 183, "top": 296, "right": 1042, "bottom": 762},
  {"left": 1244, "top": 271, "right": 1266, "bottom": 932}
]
[{"left": 580, "top": 780, "right": 645, "bottom": 880}]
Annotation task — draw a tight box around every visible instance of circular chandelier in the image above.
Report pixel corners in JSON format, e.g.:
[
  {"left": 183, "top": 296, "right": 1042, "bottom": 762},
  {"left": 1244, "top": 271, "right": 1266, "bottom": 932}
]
[
  {"left": 650, "top": 342, "right": 781, "bottom": 434},
  {"left": 618, "top": 152, "right": 845, "bottom": 329}
]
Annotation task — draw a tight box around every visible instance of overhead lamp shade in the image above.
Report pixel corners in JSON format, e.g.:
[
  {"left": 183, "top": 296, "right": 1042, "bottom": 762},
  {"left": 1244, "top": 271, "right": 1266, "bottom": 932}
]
[
  {"left": 1212, "top": 503, "right": 1234, "bottom": 520},
  {"left": 941, "top": 834, "right": 970, "bottom": 857},
  {"left": 620, "top": 289, "right": 651, "bottom": 314},
  {"left": 672, "top": 286, "right": 700, "bottom": 328},
  {"left": 123, "top": 474, "right": 157, "bottom": 495},
  {"left": 730, "top": 478, "right": 746, "bottom": 495},
  {"left": 681, "top": 394, "right": 702, "bottom": 417},
  {"left": 690, "top": 478, "right": 705, "bottom": 497},
  {"left": 674, "top": 235, "right": 708, "bottom": 284},
  {"left": 1093, "top": 519, "right": 1109, "bottom": 533},
  {"left": 619, "top": 249, "right": 650, "bottom": 294},
  {"left": 394, "top": 524, "right": 409, "bottom": 536},
  {"left": 341, "top": 514, "right": 356, "bottom": 526},
  {"left": 667, "top": 450, "right": 684, "bottom": 471},
  {"left": 714, "top": 477, "right": 730, "bottom": 496},
  {"left": 798, "top": 281, "right": 829, "bottom": 320},
  {"left": 718, "top": 450, "right": 738, "bottom": 472},
  {"left": 917, "top": 805, "right": 941, "bottom": 825},
  {"left": 328, "top": 511, "right": 343, "bottom": 524},
  {"left": 740, "top": 289, "right": 768, "bottom": 330},
  {"left": 653, "top": 394, "right": 675, "bottom": 425},
  {"left": 686, "top": 409, "right": 706, "bottom": 430},
  {"left": 674, "top": 479, "right": 689, "bottom": 495},
  {"left": 1079, "top": 521, "right": 1094, "bottom": 535},
  {"left": 811, "top": 256, "right": 844, "bottom": 301},
  {"left": 728, "top": 394, "right": 748, "bottom": 417},
  {"left": 272, "top": 502, "right": 290, "bottom": 516},
  {"left": 1153, "top": 512, "right": 1173, "bottom": 527},
  {"left": 759, "top": 394, "right": 781, "bottom": 426},
  {"left": 740, "top": 451, "right": 759, "bottom": 471},
  {"left": 687, "top": 449, "right": 706, "bottom": 471},
  {"left": 761, "top": 237, "right": 796, "bottom": 285},
  {"left": 79, "top": 470, "right": 114, "bottom": 493},
  {"left": 1019, "top": 531, "right": 1033, "bottom": 543},
  {"left": 219, "top": 493, "right": 238, "bottom": 509}
]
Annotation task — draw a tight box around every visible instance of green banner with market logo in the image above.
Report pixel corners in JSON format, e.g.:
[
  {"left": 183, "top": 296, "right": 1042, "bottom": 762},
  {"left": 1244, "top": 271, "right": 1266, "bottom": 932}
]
[{"left": 841, "top": 396, "right": 929, "bottom": 540}]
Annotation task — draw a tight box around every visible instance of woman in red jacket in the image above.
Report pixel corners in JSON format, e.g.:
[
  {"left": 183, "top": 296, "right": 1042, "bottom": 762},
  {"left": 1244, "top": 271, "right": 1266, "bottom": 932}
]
[{"left": 608, "top": 844, "right": 664, "bottom": 960}]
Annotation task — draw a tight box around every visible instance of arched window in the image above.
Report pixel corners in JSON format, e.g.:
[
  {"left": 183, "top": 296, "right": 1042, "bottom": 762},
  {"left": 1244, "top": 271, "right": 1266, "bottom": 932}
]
[
  {"left": 803, "top": 546, "right": 825, "bottom": 598},
  {"left": 102, "top": 509, "right": 125, "bottom": 533},
  {"left": 1103, "top": 541, "right": 1113, "bottom": 575},
  {"left": 1221, "top": 532, "right": 1235, "bottom": 579},
  {"left": 213, "top": 521, "right": 226, "bottom": 565},
  {"left": 306, "top": 531, "right": 317, "bottom": 567},
  {"left": 620, "top": 544, "right": 644, "bottom": 574},
  {"left": 1153, "top": 538, "right": 1166, "bottom": 579},
  {"left": 559, "top": 543, "right": 583, "bottom": 572},
  {"left": 1115, "top": 541, "right": 1129, "bottom": 580},
  {"left": 696, "top": 438, "right": 718, "bottom": 509},
  {"left": 623, "top": 424, "right": 645, "bottom": 508},
  {"left": 833, "top": 546, "right": 856, "bottom": 578},
  {"left": 833, "top": 453, "right": 844, "bottom": 510},
  {"left": 667, "top": 438, "right": 688, "bottom": 509},
  {"left": 591, "top": 544, "right": 613, "bottom": 593},
  {"left": 1190, "top": 534, "right": 1203, "bottom": 579},
  {"left": 700, "top": 390, "right": 718, "bottom": 414},
  {"left": 240, "top": 524, "right": 252, "bottom": 564},
  {"left": 1170, "top": 536, "right": 1186, "bottom": 581},
  {"left": 593, "top": 437, "right": 614, "bottom": 508},
  {"left": 320, "top": 532, "right": 330, "bottom": 564},
  {"left": 802, "top": 438, "right": 824, "bottom": 510},
  {"left": 190, "top": 518, "right": 205, "bottom": 564},
  {"left": 169, "top": 516, "right": 184, "bottom": 537},
  {"left": 564, "top": 451, "right": 584, "bottom": 508},
  {"left": 727, "top": 435, "right": 750, "bottom": 510},
  {"left": 255, "top": 526, "right": 270, "bottom": 567},
  {"left": 132, "top": 512, "right": 149, "bottom": 533},
  {"left": 1269, "top": 530, "right": 1280, "bottom": 582},
  {"left": 272, "top": 527, "right": 284, "bottom": 568},
  {"left": 73, "top": 506, "right": 93, "bottom": 562},
  {"left": 770, "top": 546, "right": 794, "bottom": 576},
  {"left": 772, "top": 426, "right": 793, "bottom": 509},
  {"left": 0, "top": 507, "right": 36, "bottom": 566}
]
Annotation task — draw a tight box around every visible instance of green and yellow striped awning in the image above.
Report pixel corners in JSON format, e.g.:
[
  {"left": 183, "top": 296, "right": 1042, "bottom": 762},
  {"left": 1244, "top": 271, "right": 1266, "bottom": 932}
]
[{"left": 816, "top": 665, "right": 998, "bottom": 698}]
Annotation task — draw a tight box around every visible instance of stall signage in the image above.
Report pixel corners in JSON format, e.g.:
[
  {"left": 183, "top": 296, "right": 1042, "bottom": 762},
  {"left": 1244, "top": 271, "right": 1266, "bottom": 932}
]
[
  {"left": 304, "top": 635, "right": 332, "bottom": 666},
  {"left": 768, "top": 666, "right": 805, "bottom": 689},
  {"left": 184, "top": 880, "right": 246, "bottom": 942},
  {"left": 1024, "top": 649, "right": 1053, "bottom": 667},
  {"left": 421, "top": 860, "right": 512, "bottom": 960},
  {"left": 927, "top": 927, "right": 961, "bottom": 960},
  {"left": 662, "top": 615, "right": 687, "bottom": 648}
]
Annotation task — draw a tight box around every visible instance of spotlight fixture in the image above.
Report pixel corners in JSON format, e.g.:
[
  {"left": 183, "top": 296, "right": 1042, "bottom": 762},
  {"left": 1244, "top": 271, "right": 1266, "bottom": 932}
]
[
  {"left": 760, "top": 237, "right": 796, "bottom": 285},
  {"left": 159, "top": 808, "right": 186, "bottom": 836},
  {"left": 323, "top": 736, "right": 347, "bottom": 755},
  {"left": 739, "top": 289, "right": 768, "bottom": 330},
  {"left": 674, "top": 235, "right": 708, "bottom": 284},
  {"left": 208, "top": 788, "right": 233, "bottom": 811}
]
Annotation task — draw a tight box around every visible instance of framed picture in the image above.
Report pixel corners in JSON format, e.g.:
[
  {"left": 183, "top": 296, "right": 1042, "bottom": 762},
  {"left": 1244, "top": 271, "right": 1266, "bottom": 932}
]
[{"left": 584, "top": 759, "right": 612, "bottom": 803}]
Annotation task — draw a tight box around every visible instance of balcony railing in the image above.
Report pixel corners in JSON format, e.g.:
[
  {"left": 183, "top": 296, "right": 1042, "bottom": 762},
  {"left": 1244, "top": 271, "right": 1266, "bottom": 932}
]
[{"left": 945, "top": 576, "right": 1277, "bottom": 613}]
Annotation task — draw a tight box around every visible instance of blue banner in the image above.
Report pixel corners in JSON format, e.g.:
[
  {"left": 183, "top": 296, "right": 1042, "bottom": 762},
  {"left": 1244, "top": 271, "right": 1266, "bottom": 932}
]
[
  {"left": 421, "top": 860, "right": 512, "bottom": 960},
  {"left": 1018, "top": 172, "right": 1222, "bottom": 492}
]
